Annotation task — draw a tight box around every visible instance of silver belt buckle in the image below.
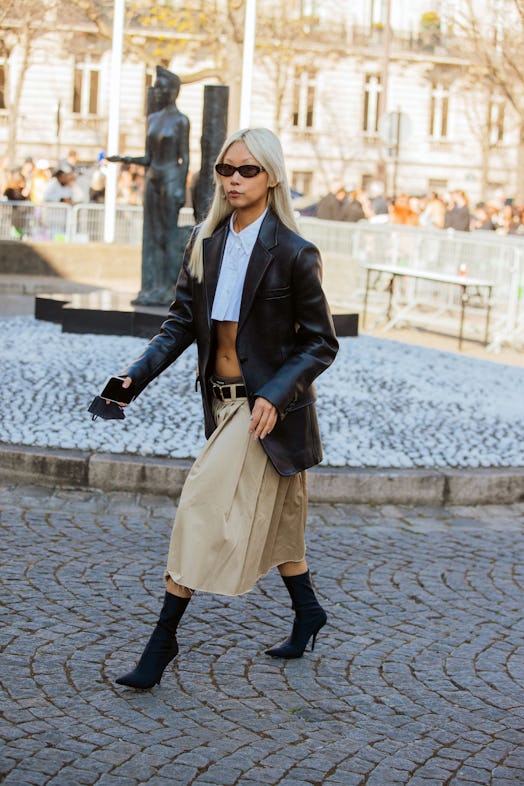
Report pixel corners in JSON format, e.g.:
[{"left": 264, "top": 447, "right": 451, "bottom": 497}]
[{"left": 213, "top": 381, "right": 225, "bottom": 401}]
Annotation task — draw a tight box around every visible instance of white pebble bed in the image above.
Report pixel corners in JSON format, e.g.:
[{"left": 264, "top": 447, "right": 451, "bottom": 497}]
[{"left": 2, "top": 315, "right": 523, "bottom": 469}]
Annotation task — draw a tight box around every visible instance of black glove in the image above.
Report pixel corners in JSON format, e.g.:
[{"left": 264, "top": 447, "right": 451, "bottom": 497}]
[{"left": 87, "top": 395, "right": 125, "bottom": 421}]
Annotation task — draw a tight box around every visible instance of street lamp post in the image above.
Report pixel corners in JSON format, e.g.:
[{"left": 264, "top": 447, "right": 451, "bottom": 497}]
[
  {"left": 239, "top": 0, "right": 256, "bottom": 128},
  {"left": 104, "top": 0, "right": 125, "bottom": 243},
  {"left": 377, "top": 0, "right": 392, "bottom": 194}
]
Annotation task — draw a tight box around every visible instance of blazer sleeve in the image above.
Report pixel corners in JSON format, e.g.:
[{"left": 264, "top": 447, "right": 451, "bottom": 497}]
[
  {"left": 120, "top": 256, "right": 196, "bottom": 398},
  {"left": 254, "top": 242, "right": 338, "bottom": 414}
]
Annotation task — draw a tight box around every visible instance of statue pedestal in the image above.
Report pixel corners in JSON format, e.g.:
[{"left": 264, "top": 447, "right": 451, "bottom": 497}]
[
  {"left": 34, "top": 291, "right": 359, "bottom": 338},
  {"left": 332, "top": 313, "right": 359, "bottom": 337},
  {"left": 34, "top": 291, "right": 166, "bottom": 338}
]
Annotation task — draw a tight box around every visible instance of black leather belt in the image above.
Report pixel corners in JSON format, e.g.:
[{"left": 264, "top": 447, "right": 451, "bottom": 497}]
[{"left": 211, "top": 381, "right": 247, "bottom": 401}]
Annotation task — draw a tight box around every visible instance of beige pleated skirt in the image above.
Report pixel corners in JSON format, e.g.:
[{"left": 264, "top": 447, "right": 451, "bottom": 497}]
[{"left": 165, "top": 396, "right": 307, "bottom": 596}]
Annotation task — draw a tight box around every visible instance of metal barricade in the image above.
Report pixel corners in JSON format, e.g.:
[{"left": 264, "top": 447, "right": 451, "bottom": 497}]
[
  {"left": 0, "top": 201, "right": 71, "bottom": 241},
  {"left": 70, "top": 204, "right": 195, "bottom": 243},
  {"left": 178, "top": 207, "right": 196, "bottom": 227},
  {"left": 0, "top": 201, "right": 196, "bottom": 243},
  {"left": 71, "top": 204, "right": 142, "bottom": 243},
  {"left": 298, "top": 217, "right": 524, "bottom": 350},
  {"left": 1, "top": 199, "right": 520, "bottom": 348}
]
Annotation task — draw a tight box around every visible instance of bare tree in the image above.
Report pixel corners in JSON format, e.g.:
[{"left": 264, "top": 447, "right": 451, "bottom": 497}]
[
  {"left": 124, "top": 0, "right": 246, "bottom": 126},
  {"left": 127, "top": 1, "right": 349, "bottom": 132},
  {"left": 1, "top": 0, "right": 350, "bottom": 159},
  {"left": 453, "top": 0, "right": 524, "bottom": 199},
  {"left": 0, "top": 1, "right": 61, "bottom": 162}
]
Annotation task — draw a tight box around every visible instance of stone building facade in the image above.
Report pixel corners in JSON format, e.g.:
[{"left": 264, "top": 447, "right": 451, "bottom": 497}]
[{"left": 0, "top": 0, "right": 520, "bottom": 203}]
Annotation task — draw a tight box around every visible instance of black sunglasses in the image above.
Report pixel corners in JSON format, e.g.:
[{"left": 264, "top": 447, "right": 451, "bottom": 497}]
[{"left": 215, "top": 163, "right": 265, "bottom": 178}]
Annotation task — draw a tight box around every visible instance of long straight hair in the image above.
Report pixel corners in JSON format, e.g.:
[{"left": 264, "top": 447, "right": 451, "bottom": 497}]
[{"left": 188, "top": 127, "right": 300, "bottom": 281}]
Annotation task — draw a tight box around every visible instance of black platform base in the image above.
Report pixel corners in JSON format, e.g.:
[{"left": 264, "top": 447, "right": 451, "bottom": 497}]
[
  {"left": 34, "top": 291, "right": 359, "bottom": 338},
  {"left": 332, "top": 312, "right": 359, "bottom": 338},
  {"left": 34, "top": 291, "right": 166, "bottom": 338}
]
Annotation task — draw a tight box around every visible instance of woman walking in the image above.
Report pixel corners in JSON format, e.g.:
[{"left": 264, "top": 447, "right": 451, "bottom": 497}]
[{"left": 110, "top": 127, "right": 338, "bottom": 689}]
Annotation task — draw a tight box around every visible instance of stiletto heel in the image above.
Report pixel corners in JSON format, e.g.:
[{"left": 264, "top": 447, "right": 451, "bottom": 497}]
[
  {"left": 265, "top": 571, "right": 327, "bottom": 659},
  {"left": 310, "top": 623, "right": 324, "bottom": 652},
  {"left": 116, "top": 592, "right": 190, "bottom": 690}
]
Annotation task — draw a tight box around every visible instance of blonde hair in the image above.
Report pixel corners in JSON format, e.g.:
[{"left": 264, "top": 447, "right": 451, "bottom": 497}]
[{"left": 188, "top": 127, "right": 300, "bottom": 281}]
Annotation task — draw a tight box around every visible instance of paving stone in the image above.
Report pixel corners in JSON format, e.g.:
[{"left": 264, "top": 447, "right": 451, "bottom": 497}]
[{"left": 1, "top": 484, "right": 523, "bottom": 786}]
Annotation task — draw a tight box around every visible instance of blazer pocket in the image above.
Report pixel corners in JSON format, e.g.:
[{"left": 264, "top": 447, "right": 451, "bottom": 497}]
[
  {"left": 256, "top": 286, "right": 291, "bottom": 300},
  {"left": 284, "top": 395, "right": 316, "bottom": 414}
]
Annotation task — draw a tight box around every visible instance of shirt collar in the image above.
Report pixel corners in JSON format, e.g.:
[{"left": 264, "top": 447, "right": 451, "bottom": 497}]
[{"left": 228, "top": 208, "right": 268, "bottom": 252}]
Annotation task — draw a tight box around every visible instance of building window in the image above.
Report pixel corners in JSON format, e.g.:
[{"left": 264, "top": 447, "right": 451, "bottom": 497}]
[
  {"left": 72, "top": 55, "right": 101, "bottom": 116},
  {"left": 429, "top": 178, "right": 448, "bottom": 192},
  {"left": 429, "top": 82, "right": 449, "bottom": 139},
  {"left": 292, "top": 68, "right": 315, "bottom": 129},
  {"left": 291, "top": 170, "right": 313, "bottom": 195},
  {"left": 488, "top": 97, "right": 505, "bottom": 144},
  {"left": 369, "top": 0, "right": 387, "bottom": 26},
  {"left": 294, "top": 0, "right": 318, "bottom": 15},
  {"left": 0, "top": 63, "right": 6, "bottom": 110},
  {"left": 363, "top": 74, "right": 381, "bottom": 135}
]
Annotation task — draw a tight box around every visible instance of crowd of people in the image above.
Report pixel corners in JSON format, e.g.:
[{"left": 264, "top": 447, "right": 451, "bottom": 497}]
[
  {"left": 2, "top": 151, "right": 524, "bottom": 239},
  {"left": 0, "top": 150, "right": 147, "bottom": 239},
  {"left": 313, "top": 182, "right": 524, "bottom": 236},
  {"left": 0, "top": 150, "right": 146, "bottom": 210}
]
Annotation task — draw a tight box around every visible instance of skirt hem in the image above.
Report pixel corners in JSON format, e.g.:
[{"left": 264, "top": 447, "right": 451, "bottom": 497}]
[{"left": 164, "top": 551, "right": 306, "bottom": 597}]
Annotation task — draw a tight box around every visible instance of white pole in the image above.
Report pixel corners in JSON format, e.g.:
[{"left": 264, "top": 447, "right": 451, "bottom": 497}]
[
  {"left": 239, "top": 0, "right": 256, "bottom": 127},
  {"left": 104, "top": 0, "right": 125, "bottom": 243}
]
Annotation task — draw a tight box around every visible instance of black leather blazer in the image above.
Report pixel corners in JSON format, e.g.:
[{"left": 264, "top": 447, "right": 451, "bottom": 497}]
[{"left": 122, "top": 209, "right": 339, "bottom": 476}]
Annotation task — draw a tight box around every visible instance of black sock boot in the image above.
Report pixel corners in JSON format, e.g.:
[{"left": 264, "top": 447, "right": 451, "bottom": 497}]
[
  {"left": 115, "top": 592, "right": 190, "bottom": 689},
  {"left": 265, "top": 570, "right": 327, "bottom": 659}
]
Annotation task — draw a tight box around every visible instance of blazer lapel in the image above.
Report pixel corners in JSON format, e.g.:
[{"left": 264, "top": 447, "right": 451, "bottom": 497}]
[
  {"left": 203, "top": 223, "right": 228, "bottom": 326},
  {"left": 238, "top": 211, "right": 279, "bottom": 333}
]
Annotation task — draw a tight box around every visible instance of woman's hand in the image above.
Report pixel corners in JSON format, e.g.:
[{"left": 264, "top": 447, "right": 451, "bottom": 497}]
[
  {"left": 249, "top": 397, "right": 277, "bottom": 440},
  {"left": 105, "top": 376, "right": 133, "bottom": 407}
]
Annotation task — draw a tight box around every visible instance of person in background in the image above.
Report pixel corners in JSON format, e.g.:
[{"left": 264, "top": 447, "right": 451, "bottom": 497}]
[
  {"left": 419, "top": 191, "right": 445, "bottom": 229},
  {"left": 497, "top": 202, "right": 521, "bottom": 235},
  {"left": 316, "top": 183, "right": 347, "bottom": 221},
  {"left": 444, "top": 190, "right": 471, "bottom": 231},
  {"left": 3, "top": 170, "right": 31, "bottom": 237},
  {"left": 89, "top": 168, "right": 106, "bottom": 203},
  {"left": 43, "top": 169, "right": 82, "bottom": 204},
  {"left": 0, "top": 157, "right": 10, "bottom": 197},
  {"left": 58, "top": 149, "right": 79, "bottom": 175},
  {"left": 116, "top": 166, "right": 143, "bottom": 205},
  {"left": 471, "top": 202, "right": 496, "bottom": 231},
  {"left": 20, "top": 158, "right": 35, "bottom": 197},
  {"left": 368, "top": 181, "right": 389, "bottom": 222},
  {"left": 3, "top": 170, "right": 29, "bottom": 202},
  {"left": 341, "top": 187, "right": 366, "bottom": 222},
  {"left": 389, "top": 193, "right": 419, "bottom": 226},
  {"left": 30, "top": 160, "right": 52, "bottom": 204}
]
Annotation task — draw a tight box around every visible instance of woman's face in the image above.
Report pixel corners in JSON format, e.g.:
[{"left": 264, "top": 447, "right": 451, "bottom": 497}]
[{"left": 219, "top": 141, "right": 270, "bottom": 215}]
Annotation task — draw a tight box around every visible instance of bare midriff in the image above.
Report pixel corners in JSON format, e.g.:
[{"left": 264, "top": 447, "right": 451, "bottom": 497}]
[{"left": 214, "top": 320, "right": 242, "bottom": 378}]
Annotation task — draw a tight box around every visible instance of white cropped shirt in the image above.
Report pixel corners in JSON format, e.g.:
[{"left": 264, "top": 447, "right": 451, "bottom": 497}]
[{"left": 211, "top": 209, "right": 267, "bottom": 322}]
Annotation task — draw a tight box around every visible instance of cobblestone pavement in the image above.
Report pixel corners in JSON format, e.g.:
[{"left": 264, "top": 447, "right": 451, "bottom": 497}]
[{"left": 1, "top": 483, "right": 523, "bottom": 786}]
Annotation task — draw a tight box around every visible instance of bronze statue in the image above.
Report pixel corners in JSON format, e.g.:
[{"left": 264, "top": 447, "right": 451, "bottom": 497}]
[{"left": 108, "top": 66, "right": 190, "bottom": 305}]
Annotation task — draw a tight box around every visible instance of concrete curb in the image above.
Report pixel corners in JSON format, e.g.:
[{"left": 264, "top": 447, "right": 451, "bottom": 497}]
[{"left": 1, "top": 443, "right": 523, "bottom": 505}]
